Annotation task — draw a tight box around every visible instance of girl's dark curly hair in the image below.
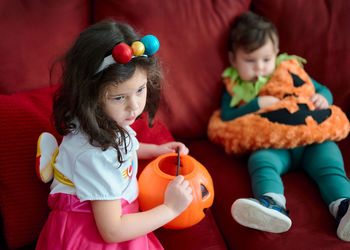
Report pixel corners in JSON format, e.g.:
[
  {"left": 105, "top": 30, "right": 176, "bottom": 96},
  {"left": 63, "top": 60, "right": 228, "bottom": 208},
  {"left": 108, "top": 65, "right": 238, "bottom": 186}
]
[
  {"left": 52, "top": 21, "right": 162, "bottom": 163},
  {"left": 228, "top": 11, "right": 279, "bottom": 55}
]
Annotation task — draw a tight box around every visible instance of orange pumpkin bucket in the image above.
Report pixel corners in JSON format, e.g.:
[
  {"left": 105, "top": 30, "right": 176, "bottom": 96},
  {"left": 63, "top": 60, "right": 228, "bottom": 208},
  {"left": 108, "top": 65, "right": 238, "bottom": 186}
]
[{"left": 138, "top": 153, "right": 214, "bottom": 229}]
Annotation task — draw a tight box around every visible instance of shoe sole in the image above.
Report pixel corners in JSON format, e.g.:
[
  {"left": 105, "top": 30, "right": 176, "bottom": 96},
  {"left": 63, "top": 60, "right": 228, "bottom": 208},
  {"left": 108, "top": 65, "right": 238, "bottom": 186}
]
[
  {"left": 337, "top": 204, "right": 350, "bottom": 241},
  {"left": 231, "top": 198, "right": 292, "bottom": 233}
]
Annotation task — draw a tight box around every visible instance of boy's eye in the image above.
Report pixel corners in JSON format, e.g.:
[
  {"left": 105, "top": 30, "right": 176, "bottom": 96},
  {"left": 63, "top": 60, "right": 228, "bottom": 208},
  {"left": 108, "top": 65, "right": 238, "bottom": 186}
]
[
  {"left": 246, "top": 59, "right": 254, "bottom": 63},
  {"left": 264, "top": 58, "right": 271, "bottom": 62}
]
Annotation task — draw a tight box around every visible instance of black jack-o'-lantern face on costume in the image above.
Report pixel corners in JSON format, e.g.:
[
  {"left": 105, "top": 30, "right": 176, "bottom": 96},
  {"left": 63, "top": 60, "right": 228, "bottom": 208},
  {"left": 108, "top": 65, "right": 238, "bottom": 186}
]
[
  {"left": 208, "top": 59, "right": 350, "bottom": 155},
  {"left": 259, "top": 70, "right": 332, "bottom": 126}
]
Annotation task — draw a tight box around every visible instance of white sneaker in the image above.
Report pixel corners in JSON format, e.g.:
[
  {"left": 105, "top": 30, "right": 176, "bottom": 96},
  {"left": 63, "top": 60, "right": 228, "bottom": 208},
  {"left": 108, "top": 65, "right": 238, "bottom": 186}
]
[
  {"left": 336, "top": 198, "right": 350, "bottom": 241},
  {"left": 231, "top": 196, "right": 292, "bottom": 233}
]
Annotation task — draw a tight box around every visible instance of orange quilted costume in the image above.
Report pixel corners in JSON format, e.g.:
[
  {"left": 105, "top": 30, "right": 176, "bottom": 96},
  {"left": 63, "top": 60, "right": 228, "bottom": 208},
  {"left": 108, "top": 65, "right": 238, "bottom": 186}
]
[{"left": 207, "top": 58, "right": 350, "bottom": 155}]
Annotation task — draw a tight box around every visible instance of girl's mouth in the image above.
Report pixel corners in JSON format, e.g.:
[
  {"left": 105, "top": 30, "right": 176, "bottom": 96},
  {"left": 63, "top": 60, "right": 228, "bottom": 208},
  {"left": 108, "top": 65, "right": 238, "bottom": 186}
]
[{"left": 126, "top": 115, "right": 136, "bottom": 121}]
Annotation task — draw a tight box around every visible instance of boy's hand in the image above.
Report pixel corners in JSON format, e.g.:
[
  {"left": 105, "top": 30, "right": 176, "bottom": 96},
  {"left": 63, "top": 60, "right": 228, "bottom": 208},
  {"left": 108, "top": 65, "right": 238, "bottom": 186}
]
[
  {"left": 310, "top": 94, "right": 329, "bottom": 110},
  {"left": 258, "top": 96, "right": 280, "bottom": 109}
]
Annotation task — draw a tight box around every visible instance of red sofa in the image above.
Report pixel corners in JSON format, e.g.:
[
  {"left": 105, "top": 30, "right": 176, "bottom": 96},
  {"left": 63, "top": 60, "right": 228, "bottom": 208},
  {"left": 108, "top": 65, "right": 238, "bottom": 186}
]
[{"left": 1, "top": 0, "right": 349, "bottom": 249}]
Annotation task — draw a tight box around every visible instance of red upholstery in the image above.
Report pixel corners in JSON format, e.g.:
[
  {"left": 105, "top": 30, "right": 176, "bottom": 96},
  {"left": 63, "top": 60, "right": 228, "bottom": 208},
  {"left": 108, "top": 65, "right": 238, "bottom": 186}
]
[
  {"left": 0, "top": 0, "right": 91, "bottom": 94},
  {"left": 0, "top": 86, "right": 59, "bottom": 249},
  {"left": 1, "top": 0, "right": 350, "bottom": 249}
]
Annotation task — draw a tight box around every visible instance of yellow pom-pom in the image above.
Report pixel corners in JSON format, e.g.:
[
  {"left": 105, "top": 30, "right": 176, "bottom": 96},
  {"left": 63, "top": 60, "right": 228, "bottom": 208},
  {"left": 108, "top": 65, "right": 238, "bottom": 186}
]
[{"left": 131, "top": 41, "right": 145, "bottom": 56}]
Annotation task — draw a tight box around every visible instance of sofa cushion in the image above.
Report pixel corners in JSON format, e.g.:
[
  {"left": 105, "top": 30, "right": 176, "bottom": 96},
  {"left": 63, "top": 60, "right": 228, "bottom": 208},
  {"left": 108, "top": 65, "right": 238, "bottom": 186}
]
[
  {"left": 0, "top": 85, "right": 174, "bottom": 249},
  {"left": 0, "top": 0, "right": 91, "bottom": 95},
  {"left": 94, "top": 0, "right": 252, "bottom": 139},
  {"left": 154, "top": 208, "right": 227, "bottom": 250},
  {"left": 188, "top": 138, "right": 350, "bottom": 249},
  {"left": 0, "top": 86, "right": 59, "bottom": 249}
]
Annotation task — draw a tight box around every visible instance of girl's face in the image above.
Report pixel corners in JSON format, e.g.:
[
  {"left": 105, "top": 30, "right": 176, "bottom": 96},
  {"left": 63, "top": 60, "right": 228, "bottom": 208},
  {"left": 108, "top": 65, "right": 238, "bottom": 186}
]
[
  {"left": 229, "top": 38, "right": 278, "bottom": 82},
  {"left": 104, "top": 68, "right": 147, "bottom": 128}
]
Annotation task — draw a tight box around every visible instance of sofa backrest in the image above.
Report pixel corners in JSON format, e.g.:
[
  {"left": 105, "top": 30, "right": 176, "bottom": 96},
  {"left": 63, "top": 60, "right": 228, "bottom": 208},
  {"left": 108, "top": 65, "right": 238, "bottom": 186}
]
[
  {"left": 0, "top": 0, "right": 91, "bottom": 94},
  {"left": 1, "top": 1, "right": 350, "bottom": 249},
  {"left": 94, "top": 0, "right": 350, "bottom": 139},
  {"left": 1, "top": 0, "right": 349, "bottom": 141}
]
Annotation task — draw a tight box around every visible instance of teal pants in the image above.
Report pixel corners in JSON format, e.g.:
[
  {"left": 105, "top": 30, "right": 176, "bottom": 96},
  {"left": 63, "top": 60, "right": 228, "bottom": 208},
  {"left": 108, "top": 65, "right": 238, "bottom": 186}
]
[{"left": 248, "top": 141, "right": 350, "bottom": 205}]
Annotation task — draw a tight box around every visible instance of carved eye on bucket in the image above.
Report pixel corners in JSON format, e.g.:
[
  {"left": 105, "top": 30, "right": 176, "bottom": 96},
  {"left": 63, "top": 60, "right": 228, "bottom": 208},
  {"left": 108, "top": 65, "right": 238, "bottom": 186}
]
[{"left": 201, "top": 184, "right": 209, "bottom": 198}]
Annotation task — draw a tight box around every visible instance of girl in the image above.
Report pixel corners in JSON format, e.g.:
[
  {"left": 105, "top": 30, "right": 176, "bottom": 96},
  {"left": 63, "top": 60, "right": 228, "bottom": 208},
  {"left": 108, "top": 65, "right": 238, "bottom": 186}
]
[{"left": 36, "top": 21, "right": 192, "bottom": 249}]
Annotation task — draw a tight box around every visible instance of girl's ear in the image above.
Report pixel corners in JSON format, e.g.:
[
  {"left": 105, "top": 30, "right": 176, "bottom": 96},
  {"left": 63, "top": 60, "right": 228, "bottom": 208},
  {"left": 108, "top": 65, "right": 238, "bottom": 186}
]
[{"left": 228, "top": 51, "right": 236, "bottom": 67}]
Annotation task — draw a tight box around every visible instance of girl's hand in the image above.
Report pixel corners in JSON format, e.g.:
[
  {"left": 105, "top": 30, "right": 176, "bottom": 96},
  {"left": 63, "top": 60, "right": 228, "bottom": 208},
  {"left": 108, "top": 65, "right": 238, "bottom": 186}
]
[
  {"left": 157, "top": 142, "right": 189, "bottom": 155},
  {"left": 137, "top": 142, "right": 189, "bottom": 160},
  {"left": 92, "top": 176, "right": 193, "bottom": 243},
  {"left": 163, "top": 175, "right": 193, "bottom": 216},
  {"left": 310, "top": 93, "right": 329, "bottom": 110},
  {"left": 258, "top": 96, "right": 280, "bottom": 109}
]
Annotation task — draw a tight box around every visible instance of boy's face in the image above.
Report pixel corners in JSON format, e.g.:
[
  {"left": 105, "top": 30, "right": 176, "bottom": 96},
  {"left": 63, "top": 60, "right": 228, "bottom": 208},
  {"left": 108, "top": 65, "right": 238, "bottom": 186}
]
[
  {"left": 103, "top": 67, "right": 148, "bottom": 128},
  {"left": 229, "top": 38, "right": 278, "bottom": 82}
]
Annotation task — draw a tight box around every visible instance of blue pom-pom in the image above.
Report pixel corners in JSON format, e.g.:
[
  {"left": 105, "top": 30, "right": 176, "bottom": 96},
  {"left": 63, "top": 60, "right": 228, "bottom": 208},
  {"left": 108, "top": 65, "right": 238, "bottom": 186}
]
[{"left": 140, "top": 35, "right": 160, "bottom": 56}]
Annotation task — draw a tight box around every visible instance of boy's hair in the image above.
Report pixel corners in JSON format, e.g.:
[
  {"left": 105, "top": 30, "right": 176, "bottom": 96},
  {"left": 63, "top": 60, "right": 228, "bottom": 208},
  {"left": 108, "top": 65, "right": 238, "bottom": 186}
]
[
  {"left": 228, "top": 11, "right": 279, "bottom": 55},
  {"left": 52, "top": 21, "right": 162, "bottom": 163}
]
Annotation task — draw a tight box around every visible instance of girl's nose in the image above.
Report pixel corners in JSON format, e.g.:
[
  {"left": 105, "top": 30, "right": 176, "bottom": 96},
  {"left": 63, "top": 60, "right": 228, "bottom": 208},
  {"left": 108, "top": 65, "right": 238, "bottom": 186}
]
[{"left": 127, "top": 96, "right": 139, "bottom": 111}]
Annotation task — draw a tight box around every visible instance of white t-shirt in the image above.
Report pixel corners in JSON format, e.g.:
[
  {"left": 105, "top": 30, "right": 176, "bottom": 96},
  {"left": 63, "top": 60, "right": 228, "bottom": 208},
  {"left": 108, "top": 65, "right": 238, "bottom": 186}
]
[{"left": 50, "top": 126, "right": 139, "bottom": 203}]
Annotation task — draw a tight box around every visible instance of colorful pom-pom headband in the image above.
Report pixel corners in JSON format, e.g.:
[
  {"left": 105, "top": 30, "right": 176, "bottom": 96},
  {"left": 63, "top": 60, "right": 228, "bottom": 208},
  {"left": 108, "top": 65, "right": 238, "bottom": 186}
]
[{"left": 96, "top": 34, "right": 160, "bottom": 74}]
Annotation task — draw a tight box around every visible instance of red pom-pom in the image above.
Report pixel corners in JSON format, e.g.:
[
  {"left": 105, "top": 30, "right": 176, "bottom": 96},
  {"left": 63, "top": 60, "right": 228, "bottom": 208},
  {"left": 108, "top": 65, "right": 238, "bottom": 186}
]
[{"left": 112, "top": 43, "right": 133, "bottom": 64}]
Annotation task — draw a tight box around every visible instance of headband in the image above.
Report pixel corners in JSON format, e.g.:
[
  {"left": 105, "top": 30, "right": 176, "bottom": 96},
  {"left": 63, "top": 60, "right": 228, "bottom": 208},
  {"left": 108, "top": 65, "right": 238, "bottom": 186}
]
[{"left": 96, "top": 34, "right": 160, "bottom": 74}]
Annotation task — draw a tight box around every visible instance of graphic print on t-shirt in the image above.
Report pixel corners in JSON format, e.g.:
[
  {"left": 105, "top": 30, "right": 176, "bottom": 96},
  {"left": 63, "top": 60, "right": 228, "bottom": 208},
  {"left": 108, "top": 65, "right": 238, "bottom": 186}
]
[{"left": 122, "top": 155, "right": 134, "bottom": 179}]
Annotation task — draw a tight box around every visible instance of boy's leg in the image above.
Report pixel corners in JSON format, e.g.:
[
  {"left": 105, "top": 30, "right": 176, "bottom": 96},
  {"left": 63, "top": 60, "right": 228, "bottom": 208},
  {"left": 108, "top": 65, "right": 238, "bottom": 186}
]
[
  {"left": 231, "top": 148, "right": 292, "bottom": 233},
  {"left": 302, "top": 141, "right": 350, "bottom": 241},
  {"left": 302, "top": 141, "right": 350, "bottom": 205},
  {"left": 248, "top": 148, "right": 291, "bottom": 197}
]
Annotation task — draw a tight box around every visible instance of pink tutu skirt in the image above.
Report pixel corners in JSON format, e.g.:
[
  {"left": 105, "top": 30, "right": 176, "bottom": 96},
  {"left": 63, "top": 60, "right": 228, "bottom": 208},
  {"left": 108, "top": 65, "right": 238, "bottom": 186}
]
[{"left": 36, "top": 193, "right": 163, "bottom": 250}]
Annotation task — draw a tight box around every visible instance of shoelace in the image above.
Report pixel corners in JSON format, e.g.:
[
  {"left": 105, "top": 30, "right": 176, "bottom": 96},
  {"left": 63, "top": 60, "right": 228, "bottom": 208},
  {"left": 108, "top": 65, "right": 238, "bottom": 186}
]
[
  {"left": 336, "top": 198, "right": 350, "bottom": 225},
  {"left": 257, "top": 195, "right": 290, "bottom": 216}
]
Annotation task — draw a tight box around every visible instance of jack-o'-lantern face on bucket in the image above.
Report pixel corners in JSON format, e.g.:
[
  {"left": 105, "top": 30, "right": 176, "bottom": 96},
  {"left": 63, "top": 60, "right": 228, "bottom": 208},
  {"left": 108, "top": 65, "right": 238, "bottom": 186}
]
[{"left": 138, "top": 154, "right": 214, "bottom": 229}]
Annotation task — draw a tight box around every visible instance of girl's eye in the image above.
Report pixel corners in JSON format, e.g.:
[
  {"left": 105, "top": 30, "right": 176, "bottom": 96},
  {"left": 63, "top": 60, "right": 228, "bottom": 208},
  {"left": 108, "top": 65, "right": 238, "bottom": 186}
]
[
  {"left": 113, "top": 96, "right": 125, "bottom": 102},
  {"left": 137, "top": 86, "right": 146, "bottom": 95},
  {"left": 264, "top": 58, "right": 271, "bottom": 62},
  {"left": 246, "top": 59, "right": 254, "bottom": 63}
]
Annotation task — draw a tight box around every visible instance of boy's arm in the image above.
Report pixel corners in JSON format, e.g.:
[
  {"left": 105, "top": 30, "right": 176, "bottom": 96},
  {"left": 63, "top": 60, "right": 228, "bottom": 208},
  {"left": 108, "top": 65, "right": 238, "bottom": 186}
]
[
  {"left": 311, "top": 77, "right": 333, "bottom": 105},
  {"left": 220, "top": 90, "right": 260, "bottom": 121}
]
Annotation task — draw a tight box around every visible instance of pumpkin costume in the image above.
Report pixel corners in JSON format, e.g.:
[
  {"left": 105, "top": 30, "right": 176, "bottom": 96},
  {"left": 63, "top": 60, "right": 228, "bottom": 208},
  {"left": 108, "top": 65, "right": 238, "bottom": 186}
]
[
  {"left": 207, "top": 54, "right": 350, "bottom": 207},
  {"left": 207, "top": 56, "right": 350, "bottom": 155}
]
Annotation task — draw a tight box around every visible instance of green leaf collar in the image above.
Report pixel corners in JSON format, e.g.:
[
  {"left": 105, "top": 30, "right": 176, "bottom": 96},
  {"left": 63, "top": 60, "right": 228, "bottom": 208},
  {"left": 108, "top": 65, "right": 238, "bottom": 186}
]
[{"left": 222, "top": 53, "right": 307, "bottom": 107}]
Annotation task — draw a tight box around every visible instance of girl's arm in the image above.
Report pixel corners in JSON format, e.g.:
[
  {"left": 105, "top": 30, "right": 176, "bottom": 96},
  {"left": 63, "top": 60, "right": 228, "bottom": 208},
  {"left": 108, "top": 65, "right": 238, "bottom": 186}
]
[
  {"left": 137, "top": 141, "right": 189, "bottom": 160},
  {"left": 91, "top": 175, "right": 192, "bottom": 243}
]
